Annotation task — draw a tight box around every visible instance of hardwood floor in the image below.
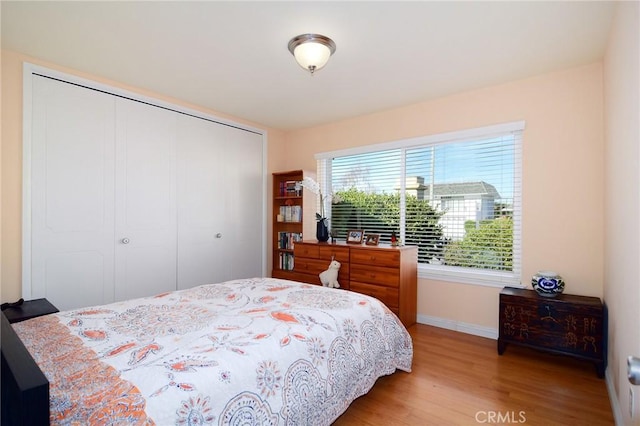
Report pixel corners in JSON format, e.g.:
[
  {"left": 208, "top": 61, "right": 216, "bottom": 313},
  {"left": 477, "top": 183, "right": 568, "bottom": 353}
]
[{"left": 333, "top": 324, "right": 614, "bottom": 425}]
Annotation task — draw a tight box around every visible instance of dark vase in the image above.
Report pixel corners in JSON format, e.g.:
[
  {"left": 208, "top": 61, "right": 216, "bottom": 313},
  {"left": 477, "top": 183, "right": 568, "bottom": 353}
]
[{"left": 316, "top": 220, "right": 330, "bottom": 242}]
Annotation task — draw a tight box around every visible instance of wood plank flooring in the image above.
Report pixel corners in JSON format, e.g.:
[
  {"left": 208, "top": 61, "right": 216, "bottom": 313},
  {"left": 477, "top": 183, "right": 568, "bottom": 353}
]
[{"left": 333, "top": 324, "right": 613, "bottom": 425}]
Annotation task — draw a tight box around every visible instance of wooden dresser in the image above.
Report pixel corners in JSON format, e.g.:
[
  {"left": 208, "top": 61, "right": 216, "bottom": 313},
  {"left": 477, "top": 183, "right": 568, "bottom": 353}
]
[
  {"left": 291, "top": 242, "right": 351, "bottom": 289},
  {"left": 290, "top": 241, "right": 418, "bottom": 327},
  {"left": 498, "top": 287, "right": 606, "bottom": 377}
]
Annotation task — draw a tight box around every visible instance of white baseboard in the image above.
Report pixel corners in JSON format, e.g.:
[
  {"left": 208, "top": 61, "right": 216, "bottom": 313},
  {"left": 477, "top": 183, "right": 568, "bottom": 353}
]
[
  {"left": 417, "top": 314, "right": 498, "bottom": 340},
  {"left": 606, "top": 369, "right": 624, "bottom": 425}
]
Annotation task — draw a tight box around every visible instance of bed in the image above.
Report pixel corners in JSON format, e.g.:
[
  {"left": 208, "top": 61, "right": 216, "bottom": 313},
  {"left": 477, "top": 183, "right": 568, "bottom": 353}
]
[{"left": 2, "top": 277, "right": 413, "bottom": 425}]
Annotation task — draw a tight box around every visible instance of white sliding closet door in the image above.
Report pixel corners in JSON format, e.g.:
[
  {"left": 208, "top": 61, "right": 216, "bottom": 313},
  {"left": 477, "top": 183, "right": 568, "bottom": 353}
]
[
  {"left": 114, "top": 98, "right": 177, "bottom": 301},
  {"left": 220, "top": 126, "right": 263, "bottom": 279},
  {"left": 30, "top": 76, "right": 116, "bottom": 311},
  {"left": 176, "top": 116, "right": 263, "bottom": 289},
  {"left": 26, "top": 67, "right": 265, "bottom": 309}
]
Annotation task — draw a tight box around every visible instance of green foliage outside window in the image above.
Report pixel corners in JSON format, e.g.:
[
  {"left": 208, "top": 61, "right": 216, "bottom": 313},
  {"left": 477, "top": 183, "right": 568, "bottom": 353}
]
[
  {"left": 444, "top": 217, "right": 513, "bottom": 270},
  {"left": 330, "top": 189, "right": 513, "bottom": 271},
  {"left": 331, "top": 189, "right": 446, "bottom": 262}
]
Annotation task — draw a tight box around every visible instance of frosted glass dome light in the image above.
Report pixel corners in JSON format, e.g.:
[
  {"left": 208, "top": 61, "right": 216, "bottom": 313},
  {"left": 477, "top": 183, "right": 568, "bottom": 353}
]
[{"left": 288, "top": 34, "right": 336, "bottom": 75}]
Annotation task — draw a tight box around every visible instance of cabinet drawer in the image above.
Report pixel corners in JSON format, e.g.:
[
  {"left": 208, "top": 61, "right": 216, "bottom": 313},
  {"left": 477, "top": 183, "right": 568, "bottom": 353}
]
[
  {"left": 350, "top": 249, "right": 400, "bottom": 267},
  {"left": 319, "top": 246, "right": 350, "bottom": 263},
  {"left": 350, "top": 281, "right": 399, "bottom": 309},
  {"left": 350, "top": 264, "right": 399, "bottom": 287},
  {"left": 501, "top": 294, "right": 602, "bottom": 315},
  {"left": 500, "top": 300, "right": 604, "bottom": 359},
  {"left": 294, "top": 244, "right": 319, "bottom": 259}
]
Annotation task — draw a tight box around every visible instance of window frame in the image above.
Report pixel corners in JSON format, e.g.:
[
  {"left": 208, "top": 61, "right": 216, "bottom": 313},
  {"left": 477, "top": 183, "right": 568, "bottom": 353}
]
[{"left": 315, "top": 121, "right": 524, "bottom": 288}]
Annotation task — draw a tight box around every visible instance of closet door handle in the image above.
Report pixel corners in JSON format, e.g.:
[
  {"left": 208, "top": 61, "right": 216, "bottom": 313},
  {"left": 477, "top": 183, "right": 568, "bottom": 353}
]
[
  {"left": 629, "top": 356, "right": 640, "bottom": 385},
  {"left": 121, "top": 238, "right": 130, "bottom": 244},
  {"left": 216, "top": 233, "right": 222, "bottom": 239}
]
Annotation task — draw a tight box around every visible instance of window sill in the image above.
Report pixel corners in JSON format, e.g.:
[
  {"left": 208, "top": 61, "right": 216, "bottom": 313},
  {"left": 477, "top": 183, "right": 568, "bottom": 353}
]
[{"left": 418, "top": 264, "right": 524, "bottom": 289}]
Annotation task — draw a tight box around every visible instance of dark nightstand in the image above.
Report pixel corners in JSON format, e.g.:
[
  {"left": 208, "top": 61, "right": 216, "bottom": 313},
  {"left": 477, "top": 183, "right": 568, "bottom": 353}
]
[
  {"left": 498, "top": 287, "right": 606, "bottom": 378},
  {"left": 2, "top": 298, "right": 59, "bottom": 324}
]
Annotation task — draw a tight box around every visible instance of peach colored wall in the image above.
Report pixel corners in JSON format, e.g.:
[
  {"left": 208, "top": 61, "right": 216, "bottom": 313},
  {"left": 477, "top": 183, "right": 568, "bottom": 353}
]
[
  {"left": 603, "top": 2, "right": 640, "bottom": 424},
  {"left": 2, "top": 50, "right": 606, "bottom": 336},
  {"left": 284, "top": 63, "right": 605, "bottom": 331},
  {"left": 0, "top": 49, "right": 287, "bottom": 302},
  {"left": 266, "top": 132, "right": 289, "bottom": 277}
]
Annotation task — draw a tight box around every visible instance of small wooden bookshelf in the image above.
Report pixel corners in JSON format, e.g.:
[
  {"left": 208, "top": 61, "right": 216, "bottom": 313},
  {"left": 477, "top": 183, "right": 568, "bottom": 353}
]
[{"left": 271, "top": 170, "right": 316, "bottom": 280}]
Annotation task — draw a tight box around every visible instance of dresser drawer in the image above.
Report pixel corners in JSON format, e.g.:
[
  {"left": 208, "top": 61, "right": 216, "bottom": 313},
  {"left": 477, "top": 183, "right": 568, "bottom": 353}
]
[
  {"left": 285, "top": 271, "right": 322, "bottom": 286},
  {"left": 293, "top": 257, "right": 350, "bottom": 284},
  {"left": 319, "top": 245, "right": 350, "bottom": 263},
  {"left": 294, "top": 244, "right": 320, "bottom": 259},
  {"left": 350, "top": 264, "right": 399, "bottom": 287},
  {"left": 294, "top": 257, "right": 326, "bottom": 275},
  {"left": 287, "top": 271, "right": 350, "bottom": 290},
  {"left": 350, "top": 248, "right": 400, "bottom": 267},
  {"left": 350, "top": 281, "right": 399, "bottom": 309}
]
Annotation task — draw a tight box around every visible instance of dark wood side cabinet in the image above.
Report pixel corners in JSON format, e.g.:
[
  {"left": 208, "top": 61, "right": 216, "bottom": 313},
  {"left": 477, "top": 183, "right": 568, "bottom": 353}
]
[
  {"left": 1, "top": 311, "right": 51, "bottom": 425},
  {"left": 498, "top": 287, "right": 606, "bottom": 378},
  {"left": 2, "top": 298, "right": 59, "bottom": 324},
  {"left": 1, "top": 299, "right": 58, "bottom": 423}
]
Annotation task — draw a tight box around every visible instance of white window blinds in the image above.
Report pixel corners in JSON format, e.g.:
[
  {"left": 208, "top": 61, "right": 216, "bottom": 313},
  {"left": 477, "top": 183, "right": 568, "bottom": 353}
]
[{"left": 317, "top": 121, "right": 523, "bottom": 286}]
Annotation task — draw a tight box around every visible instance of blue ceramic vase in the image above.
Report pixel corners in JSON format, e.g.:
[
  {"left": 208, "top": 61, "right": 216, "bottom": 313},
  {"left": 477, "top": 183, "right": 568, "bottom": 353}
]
[
  {"left": 316, "top": 220, "right": 329, "bottom": 242},
  {"left": 531, "top": 271, "right": 565, "bottom": 297}
]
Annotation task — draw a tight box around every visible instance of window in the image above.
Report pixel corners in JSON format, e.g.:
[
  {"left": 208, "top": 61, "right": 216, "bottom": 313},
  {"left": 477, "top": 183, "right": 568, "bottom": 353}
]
[{"left": 316, "top": 121, "right": 523, "bottom": 287}]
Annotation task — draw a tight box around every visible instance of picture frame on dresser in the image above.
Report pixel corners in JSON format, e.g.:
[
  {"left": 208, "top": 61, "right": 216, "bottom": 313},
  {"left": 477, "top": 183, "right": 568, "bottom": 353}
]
[
  {"left": 346, "top": 229, "right": 364, "bottom": 244},
  {"left": 365, "top": 234, "right": 380, "bottom": 246}
]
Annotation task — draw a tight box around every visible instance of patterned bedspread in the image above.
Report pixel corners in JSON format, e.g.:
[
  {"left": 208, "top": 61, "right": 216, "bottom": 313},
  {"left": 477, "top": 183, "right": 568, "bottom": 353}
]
[{"left": 13, "top": 277, "right": 413, "bottom": 425}]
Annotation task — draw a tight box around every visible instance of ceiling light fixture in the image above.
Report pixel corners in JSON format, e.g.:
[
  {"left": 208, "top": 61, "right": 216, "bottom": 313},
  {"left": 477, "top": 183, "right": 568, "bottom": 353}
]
[{"left": 288, "top": 34, "right": 336, "bottom": 76}]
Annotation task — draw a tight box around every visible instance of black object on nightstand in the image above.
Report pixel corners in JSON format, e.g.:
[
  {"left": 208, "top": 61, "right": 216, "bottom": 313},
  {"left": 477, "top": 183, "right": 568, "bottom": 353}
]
[
  {"left": 2, "top": 298, "right": 59, "bottom": 324},
  {"left": 498, "top": 287, "right": 606, "bottom": 378}
]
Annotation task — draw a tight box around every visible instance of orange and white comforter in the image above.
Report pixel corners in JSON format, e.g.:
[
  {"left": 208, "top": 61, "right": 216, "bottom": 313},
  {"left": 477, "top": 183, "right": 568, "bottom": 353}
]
[{"left": 13, "top": 277, "right": 413, "bottom": 425}]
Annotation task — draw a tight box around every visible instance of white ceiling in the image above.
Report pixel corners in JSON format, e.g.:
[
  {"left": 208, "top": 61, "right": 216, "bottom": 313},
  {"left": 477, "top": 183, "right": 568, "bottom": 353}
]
[{"left": 2, "top": 1, "right": 615, "bottom": 130}]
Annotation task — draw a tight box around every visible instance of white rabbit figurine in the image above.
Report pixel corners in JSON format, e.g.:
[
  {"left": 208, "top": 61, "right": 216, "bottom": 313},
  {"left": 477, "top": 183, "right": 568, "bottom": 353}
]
[{"left": 319, "top": 260, "right": 341, "bottom": 288}]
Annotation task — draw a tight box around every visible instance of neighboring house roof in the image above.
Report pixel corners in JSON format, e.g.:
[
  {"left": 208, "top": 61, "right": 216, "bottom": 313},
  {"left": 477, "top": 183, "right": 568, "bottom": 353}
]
[
  {"left": 427, "top": 181, "right": 501, "bottom": 198},
  {"left": 402, "top": 177, "right": 501, "bottom": 199}
]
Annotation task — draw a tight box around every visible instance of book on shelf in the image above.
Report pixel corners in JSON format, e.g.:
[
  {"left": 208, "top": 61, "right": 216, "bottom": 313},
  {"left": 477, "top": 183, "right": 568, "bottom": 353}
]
[
  {"left": 278, "top": 252, "right": 295, "bottom": 271},
  {"left": 278, "top": 232, "right": 303, "bottom": 250},
  {"left": 279, "top": 180, "right": 302, "bottom": 197},
  {"left": 278, "top": 205, "right": 302, "bottom": 222}
]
